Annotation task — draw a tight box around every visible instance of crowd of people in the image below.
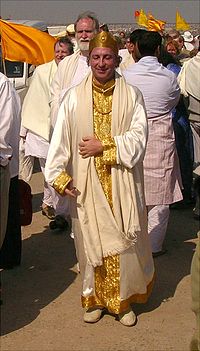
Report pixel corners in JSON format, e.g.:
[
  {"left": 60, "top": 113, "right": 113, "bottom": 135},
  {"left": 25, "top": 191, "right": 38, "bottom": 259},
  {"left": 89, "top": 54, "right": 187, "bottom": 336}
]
[{"left": 0, "top": 10, "right": 199, "bottom": 345}]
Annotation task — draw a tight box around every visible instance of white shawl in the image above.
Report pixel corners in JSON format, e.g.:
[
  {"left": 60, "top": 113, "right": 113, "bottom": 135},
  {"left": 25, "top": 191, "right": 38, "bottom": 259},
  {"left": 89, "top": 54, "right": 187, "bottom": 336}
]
[
  {"left": 46, "top": 72, "right": 148, "bottom": 267},
  {"left": 22, "top": 60, "right": 57, "bottom": 141},
  {"left": 178, "top": 52, "right": 200, "bottom": 100},
  {"left": 50, "top": 50, "right": 81, "bottom": 127}
]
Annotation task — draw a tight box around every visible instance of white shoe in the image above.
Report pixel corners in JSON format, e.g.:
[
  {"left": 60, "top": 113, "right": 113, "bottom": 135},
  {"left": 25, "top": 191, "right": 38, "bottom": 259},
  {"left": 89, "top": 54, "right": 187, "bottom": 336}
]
[
  {"left": 83, "top": 308, "right": 103, "bottom": 323},
  {"left": 118, "top": 308, "right": 136, "bottom": 327}
]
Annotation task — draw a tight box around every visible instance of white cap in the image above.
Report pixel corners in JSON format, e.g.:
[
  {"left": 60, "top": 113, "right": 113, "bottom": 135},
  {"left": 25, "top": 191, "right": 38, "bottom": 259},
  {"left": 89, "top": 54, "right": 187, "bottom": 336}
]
[
  {"left": 183, "top": 31, "right": 194, "bottom": 42},
  {"left": 66, "top": 24, "right": 75, "bottom": 34}
]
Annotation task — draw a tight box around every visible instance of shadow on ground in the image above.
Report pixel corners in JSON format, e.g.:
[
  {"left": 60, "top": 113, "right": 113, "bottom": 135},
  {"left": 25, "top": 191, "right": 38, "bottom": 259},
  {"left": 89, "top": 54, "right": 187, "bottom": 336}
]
[
  {"left": 134, "top": 207, "right": 199, "bottom": 316},
  {"left": 1, "top": 226, "right": 77, "bottom": 335}
]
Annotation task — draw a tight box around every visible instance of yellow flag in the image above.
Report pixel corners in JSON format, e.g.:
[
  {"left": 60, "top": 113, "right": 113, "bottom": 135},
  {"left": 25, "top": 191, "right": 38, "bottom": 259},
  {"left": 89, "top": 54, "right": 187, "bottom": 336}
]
[
  {"left": 147, "top": 15, "right": 166, "bottom": 32},
  {"left": 176, "top": 11, "right": 190, "bottom": 31},
  {"left": 0, "top": 20, "right": 56, "bottom": 65},
  {"left": 137, "top": 9, "right": 148, "bottom": 28}
]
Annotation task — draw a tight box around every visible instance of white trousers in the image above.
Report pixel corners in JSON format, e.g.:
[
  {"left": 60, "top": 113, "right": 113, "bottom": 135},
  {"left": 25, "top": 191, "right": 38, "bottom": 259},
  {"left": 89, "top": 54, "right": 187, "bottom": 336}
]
[{"left": 147, "top": 205, "right": 170, "bottom": 253}]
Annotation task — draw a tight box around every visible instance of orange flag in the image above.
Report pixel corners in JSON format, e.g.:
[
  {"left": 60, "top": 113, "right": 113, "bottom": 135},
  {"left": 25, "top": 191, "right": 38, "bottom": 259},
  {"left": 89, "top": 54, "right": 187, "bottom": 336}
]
[
  {"left": 147, "top": 15, "right": 166, "bottom": 32},
  {"left": 137, "top": 9, "right": 148, "bottom": 28},
  {"left": 0, "top": 20, "right": 56, "bottom": 65},
  {"left": 134, "top": 10, "right": 140, "bottom": 18}
]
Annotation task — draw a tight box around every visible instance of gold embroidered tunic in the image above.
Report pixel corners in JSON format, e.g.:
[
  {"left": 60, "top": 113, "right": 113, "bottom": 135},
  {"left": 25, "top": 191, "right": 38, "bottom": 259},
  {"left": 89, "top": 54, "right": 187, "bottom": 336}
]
[{"left": 81, "top": 78, "right": 122, "bottom": 312}]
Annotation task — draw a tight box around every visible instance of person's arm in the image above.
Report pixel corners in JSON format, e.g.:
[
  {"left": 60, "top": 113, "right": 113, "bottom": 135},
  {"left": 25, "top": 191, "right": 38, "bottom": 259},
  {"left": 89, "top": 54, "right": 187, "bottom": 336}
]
[
  {"left": 49, "top": 64, "right": 63, "bottom": 128},
  {"left": 45, "top": 92, "right": 74, "bottom": 196},
  {"left": 168, "top": 74, "right": 181, "bottom": 110},
  {"left": 177, "top": 61, "right": 189, "bottom": 97},
  {"left": 79, "top": 135, "right": 117, "bottom": 164},
  {"left": 114, "top": 87, "right": 148, "bottom": 169},
  {"left": 0, "top": 80, "right": 14, "bottom": 166}
]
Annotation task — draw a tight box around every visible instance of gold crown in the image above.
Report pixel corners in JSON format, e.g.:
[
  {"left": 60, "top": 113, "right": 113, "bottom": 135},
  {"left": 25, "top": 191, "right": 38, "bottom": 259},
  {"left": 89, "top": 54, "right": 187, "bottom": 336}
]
[{"left": 89, "top": 31, "right": 118, "bottom": 55}]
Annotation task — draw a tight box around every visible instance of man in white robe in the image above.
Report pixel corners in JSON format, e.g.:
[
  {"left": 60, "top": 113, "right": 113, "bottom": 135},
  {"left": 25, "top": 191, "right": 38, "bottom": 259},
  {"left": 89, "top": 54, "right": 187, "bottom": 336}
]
[
  {"left": 0, "top": 72, "right": 21, "bottom": 269},
  {"left": 123, "top": 30, "right": 183, "bottom": 256},
  {"left": 45, "top": 31, "right": 154, "bottom": 327},
  {"left": 50, "top": 11, "right": 100, "bottom": 127},
  {"left": 20, "top": 37, "right": 74, "bottom": 223},
  {"left": 0, "top": 73, "right": 21, "bottom": 248},
  {"left": 178, "top": 49, "right": 200, "bottom": 219}
]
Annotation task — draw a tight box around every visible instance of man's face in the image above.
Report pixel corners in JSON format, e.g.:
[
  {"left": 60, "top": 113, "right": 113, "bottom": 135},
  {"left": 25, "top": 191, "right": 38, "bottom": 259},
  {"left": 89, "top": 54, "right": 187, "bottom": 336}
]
[
  {"left": 125, "top": 38, "right": 131, "bottom": 52},
  {"left": 166, "top": 43, "right": 177, "bottom": 56},
  {"left": 54, "top": 42, "right": 71, "bottom": 65},
  {"left": 89, "top": 47, "right": 117, "bottom": 84},
  {"left": 170, "top": 33, "right": 180, "bottom": 42},
  {"left": 177, "top": 37, "right": 184, "bottom": 50},
  {"left": 75, "top": 18, "right": 97, "bottom": 52}
]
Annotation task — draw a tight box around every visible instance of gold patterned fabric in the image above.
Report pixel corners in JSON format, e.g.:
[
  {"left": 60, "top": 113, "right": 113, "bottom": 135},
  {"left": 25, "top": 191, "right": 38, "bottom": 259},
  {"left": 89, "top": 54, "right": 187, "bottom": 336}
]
[
  {"left": 82, "top": 78, "right": 122, "bottom": 313},
  {"left": 92, "top": 77, "right": 116, "bottom": 208},
  {"left": 53, "top": 171, "right": 72, "bottom": 196}
]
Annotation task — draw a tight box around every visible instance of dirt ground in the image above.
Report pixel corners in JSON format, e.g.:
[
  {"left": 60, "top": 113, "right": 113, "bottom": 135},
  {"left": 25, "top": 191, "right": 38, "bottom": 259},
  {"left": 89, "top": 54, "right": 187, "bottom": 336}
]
[{"left": 1, "top": 171, "right": 199, "bottom": 351}]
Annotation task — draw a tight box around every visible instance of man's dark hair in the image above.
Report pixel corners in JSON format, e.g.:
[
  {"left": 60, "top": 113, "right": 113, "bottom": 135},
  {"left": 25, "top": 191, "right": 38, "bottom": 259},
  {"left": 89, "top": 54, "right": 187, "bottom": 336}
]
[
  {"left": 74, "top": 11, "right": 99, "bottom": 32},
  {"left": 54, "top": 36, "right": 74, "bottom": 55},
  {"left": 130, "top": 29, "right": 147, "bottom": 45},
  {"left": 137, "top": 31, "right": 162, "bottom": 56}
]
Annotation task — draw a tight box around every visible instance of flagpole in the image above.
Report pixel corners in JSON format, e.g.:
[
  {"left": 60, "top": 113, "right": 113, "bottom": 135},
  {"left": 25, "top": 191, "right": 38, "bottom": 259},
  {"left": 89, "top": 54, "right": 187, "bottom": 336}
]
[
  {"left": 2, "top": 58, "right": 7, "bottom": 76},
  {"left": 0, "top": 30, "right": 7, "bottom": 76}
]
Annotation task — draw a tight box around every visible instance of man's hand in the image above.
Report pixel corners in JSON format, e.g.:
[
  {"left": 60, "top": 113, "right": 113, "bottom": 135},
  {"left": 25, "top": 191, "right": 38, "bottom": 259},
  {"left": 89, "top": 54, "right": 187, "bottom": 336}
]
[
  {"left": 79, "top": 136, "right": 103, "bottom": 158},
  {"left": 64, "top": 180, "right": 78, "bottom": 198}
]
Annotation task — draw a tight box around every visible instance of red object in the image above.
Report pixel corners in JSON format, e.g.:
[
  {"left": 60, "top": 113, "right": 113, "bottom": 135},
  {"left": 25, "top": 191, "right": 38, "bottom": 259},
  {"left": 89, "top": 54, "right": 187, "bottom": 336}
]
[
  {"left": 135, "top": 10, "right": 140, "bottom": 17},
  {"left": 19, "top": 179, "right": 33, "bottom": 226}
]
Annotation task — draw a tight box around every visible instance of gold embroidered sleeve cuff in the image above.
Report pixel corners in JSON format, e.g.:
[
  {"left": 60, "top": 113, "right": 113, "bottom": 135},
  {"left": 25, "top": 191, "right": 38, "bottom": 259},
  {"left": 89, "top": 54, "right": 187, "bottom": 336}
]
[
  {"left": 102, "top": 138, "right": 117, "bottom": 165},
  {"left": 53, "top": 171, "right": 72, "bottom": 196}
]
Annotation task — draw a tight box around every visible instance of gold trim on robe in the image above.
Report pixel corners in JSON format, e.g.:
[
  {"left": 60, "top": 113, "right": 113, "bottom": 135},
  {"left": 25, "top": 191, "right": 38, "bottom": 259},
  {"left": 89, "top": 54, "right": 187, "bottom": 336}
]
[
  {"left": 82, "top": 273, "right": 155, "bottom": 314},
  {"left": 53, "top": 171, "right": 72, "bottom": 196}
]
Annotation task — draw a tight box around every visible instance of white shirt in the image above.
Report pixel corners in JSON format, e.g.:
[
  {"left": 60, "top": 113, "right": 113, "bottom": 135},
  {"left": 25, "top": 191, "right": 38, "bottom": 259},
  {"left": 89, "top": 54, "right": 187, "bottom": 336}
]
[
  {"left": 21, "top": 60, "right": 57, "bottom": 159},
  {"left": 24, "top": 131, "right": 49, "bottom": 159},
  {"left": 123, "top": 56, "right": 180, "bottom": 118},
  {"left": 0, "top": 73, "right": 21, "bottom": 177}
]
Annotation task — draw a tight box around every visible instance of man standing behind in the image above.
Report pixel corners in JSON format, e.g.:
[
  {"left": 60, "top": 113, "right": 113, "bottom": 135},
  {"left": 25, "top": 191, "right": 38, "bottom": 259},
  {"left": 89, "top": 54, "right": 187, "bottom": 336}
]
[
  {"left": 45, "top": 32, "right": 154, "bottom": 326},
  {"left": 50, "top": 11, "right": 100, "bottom": 126},
  {"left": 178, "top": 48, "right": 200, "bottom": 220},
  {"left": 20, "top": 37, "right": 74, "bottom": 225},
  {"left": 123, "top": 31, "right": 183, "bottom": 256}
]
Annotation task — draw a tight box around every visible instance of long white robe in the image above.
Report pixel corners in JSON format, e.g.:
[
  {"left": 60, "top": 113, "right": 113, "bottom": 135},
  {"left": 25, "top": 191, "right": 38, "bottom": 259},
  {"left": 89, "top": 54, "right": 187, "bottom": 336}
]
[{"left": 45, "top": 73, "right": 154, "bottom": 313}]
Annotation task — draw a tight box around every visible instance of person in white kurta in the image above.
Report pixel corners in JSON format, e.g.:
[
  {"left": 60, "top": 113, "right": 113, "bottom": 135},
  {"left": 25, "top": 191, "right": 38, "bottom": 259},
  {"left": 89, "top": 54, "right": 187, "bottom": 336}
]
[
  {"left": 178, "top": 50, "right": 200, "bottom": 219},
  {"left": 0, "top": 72, "right": 21, "bottom": 269},
  {"left": 0, "top": 73, "right": 21, "bottom": 248},
  {"left": 123, "top": 31, "right": 183, "bottom": 255},
  {"left": 50, "top": 12, "right": 130, "bottom": 125},
  {"left": 20, "top": 37, "right": 74, "bottom": 221},
  {"left": 45, "top": 31, "right": 154, "bottom": 327},
  {"left": 50, "top": 12, "right": 100, "bottom": 127}
]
